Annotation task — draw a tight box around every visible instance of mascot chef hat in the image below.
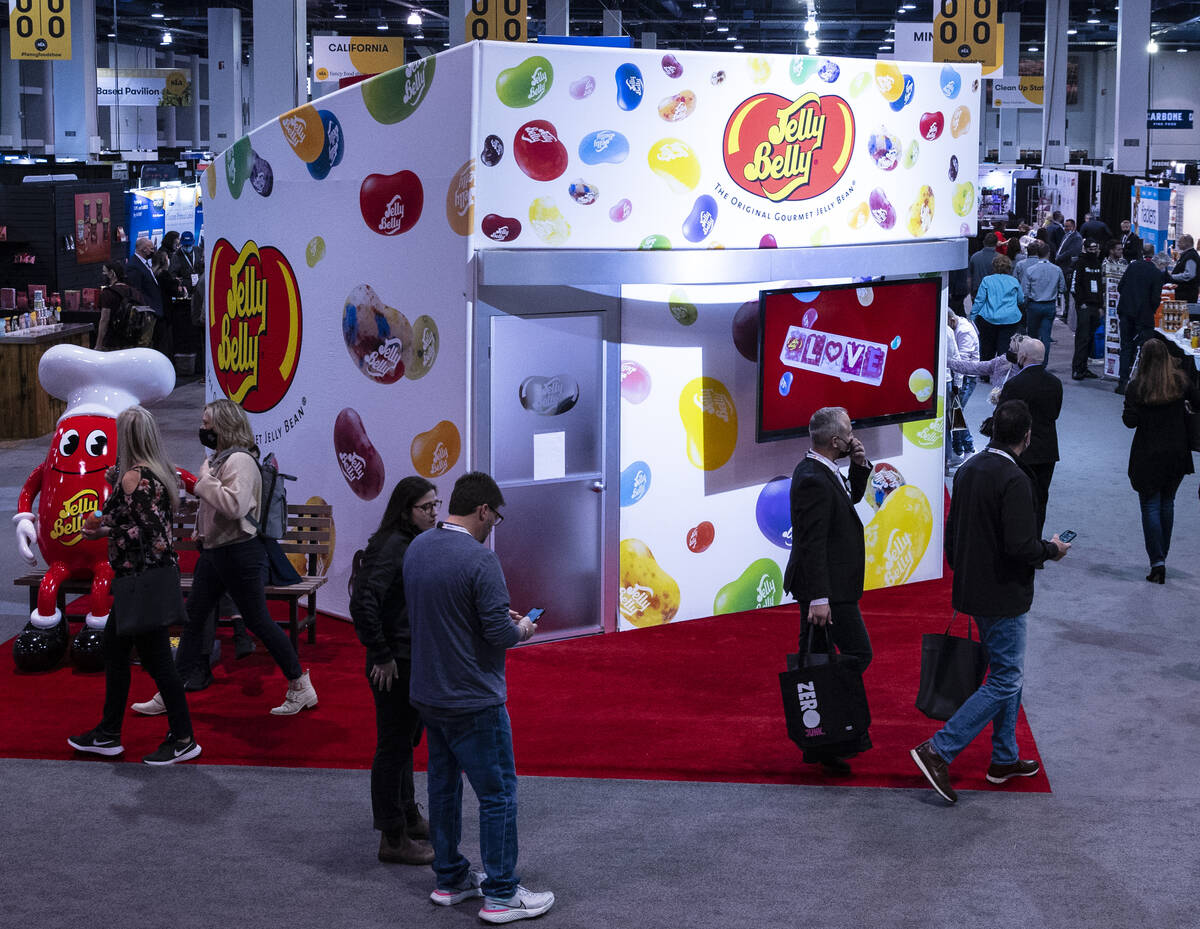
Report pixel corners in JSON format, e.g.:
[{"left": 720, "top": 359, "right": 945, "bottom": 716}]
[{"left": 39, "top": 344, "right": 176, "bottom": 421}]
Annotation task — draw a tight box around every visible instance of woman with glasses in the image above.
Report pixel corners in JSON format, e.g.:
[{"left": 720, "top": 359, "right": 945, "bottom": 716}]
[{"left": 351, "top": 476, "right": 440, "bottom": 865}]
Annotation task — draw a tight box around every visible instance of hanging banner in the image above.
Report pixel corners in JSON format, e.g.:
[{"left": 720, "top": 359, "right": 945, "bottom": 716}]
[
  {"left": 1132, "top": 184, "right": 1171, "bottom": 253},
  {"left": 312, "top": 35, "right": 405, "bottom": 82},
  {"left": 1147, "top": 109, "right": 1194, "bottom": 130},
  {"left": 933, "top": 1, "right": 1002, "bottom": 74},
  {"left": 97, "top": 68, "right": 193, "bottom": 107},
  {"left": 992, "top": 76, "right": 1043, "bottom": 108},
  {"left": 891, "top": 19, "right": 1002, "bottom": 78},
  {"left": 8, "top": 0, "right": 71, "bottom": 60},
  {"left": 465, "top": 0, "right": 527, "bottom": 43}
]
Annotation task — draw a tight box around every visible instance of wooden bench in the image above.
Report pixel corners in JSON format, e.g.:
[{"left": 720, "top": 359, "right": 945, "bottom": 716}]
[{"left": 13, "top": 499, "right": 333, "bottom": 653}]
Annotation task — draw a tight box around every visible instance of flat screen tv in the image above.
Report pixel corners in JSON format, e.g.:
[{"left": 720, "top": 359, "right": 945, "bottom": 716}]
[{"left": 756, "top": 278, "right": 942, "bottom": 442}]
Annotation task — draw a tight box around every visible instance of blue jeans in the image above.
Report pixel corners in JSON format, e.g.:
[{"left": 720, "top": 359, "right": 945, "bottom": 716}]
[
  {"left": 931, "top": 614, "right": 1027, "bottom": 765},
  {"left": 419, "top": 703, "right": 519, "bottom": 900},
  {"left": 1025, "top": 301, "right": 1057, "bottom": 363},
  {"left": 1138, "top": 477, "right": 1182, "bottom": 566}
]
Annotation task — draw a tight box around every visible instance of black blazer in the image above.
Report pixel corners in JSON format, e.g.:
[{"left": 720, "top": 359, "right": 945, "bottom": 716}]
[
  {"left": 999, "top": 364, "right": 1062, "bottom": 465},
  {"left": 783, "top": 457, "right": 870, "bottom": 604},
  {"left": 124, "top": 256, "right": 163, "bottom": 316},
  {"left": 1117, "top": 259, "right": 1163, "bottom": 329},
  {"left": 1123, "top": 382, "right": 1200, "bottom": 495}
]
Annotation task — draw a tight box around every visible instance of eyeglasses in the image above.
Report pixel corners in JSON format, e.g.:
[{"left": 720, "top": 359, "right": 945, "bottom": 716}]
[
  {"left": 487, "top": 504, "right": 504, "bottom": 526},
  {"left": 415, "top": 499, "right": 442, "bottom": 515}
]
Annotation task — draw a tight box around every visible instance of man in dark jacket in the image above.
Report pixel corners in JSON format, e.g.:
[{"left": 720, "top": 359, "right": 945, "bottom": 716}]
[
  {"left": 1116, "top": 243, "right": 1166, "bottom": 393},
  {"left": 783, "top": 406, "right": 872, "bottom": 775},
  {"left": 1056, "top": 218, "right": 1083, "bottom": 321},
  {"left": 1079, "top": 212, "right": 1112, "bottom": 244},
  {"left": 1119, "top": 219, "right": 1143, "bottom": 262},
  {"left": 911, "top": 400, "right": 1070, "bottom": 804},
  {"left": 1168, "top": 233, "right": 1199, "bottom": 303},
  {"left": 999, "top": 339, "right": 1062, "bottom": 535},
  {"left": 1071, "top": 239, "right": 1105, "bottom": 380},
  {"left": 968, "top": 233, "right": 999, "bottom": 297},
  {"left": 124, "top": 237, "right": 163, "bottom": 348}
]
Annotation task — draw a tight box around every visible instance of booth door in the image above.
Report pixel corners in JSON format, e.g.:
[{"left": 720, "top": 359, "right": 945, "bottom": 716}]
[{"left": 486, "top": 312, "right": 611, "bottom": 640}]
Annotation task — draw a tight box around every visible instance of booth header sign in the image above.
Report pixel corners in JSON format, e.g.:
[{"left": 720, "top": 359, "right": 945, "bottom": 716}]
[
  {"left": 97, "top": 68, "right": 192, "bottom": 107},
  {"left": 312, "top": 35, "right": 405, "bottom": 81},
  {"left": 465, "top": 0, "right": 527, "bottom": 43},
  {"left": 992, "top": 76, "right": 1043, "bottom": 108},
  {"left": 8, "top": 0, "right": 71, "bottom": 60},
  {"left": 1147, "top": 109, "right": 1193, "bottom": 130},
  {"left": 932, "top": 2, "right": 1001, "bottom": 71}
]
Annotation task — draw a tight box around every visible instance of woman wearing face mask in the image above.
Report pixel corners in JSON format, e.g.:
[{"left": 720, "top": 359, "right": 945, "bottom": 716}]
[
  {"left": 132, "top": 398, "right": 317, "bottom": 718},
  {"left": 350, "top": 477, "right": 440, "bottom": 865}
]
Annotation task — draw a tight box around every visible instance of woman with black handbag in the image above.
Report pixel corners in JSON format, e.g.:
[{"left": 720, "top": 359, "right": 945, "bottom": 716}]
[{"left": 68, "top": 405, "right": 201, "bottom": 765}]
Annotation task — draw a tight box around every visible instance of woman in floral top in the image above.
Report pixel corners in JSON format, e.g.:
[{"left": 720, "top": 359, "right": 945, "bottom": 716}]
[{"left": 69, "top": 405, "right": 202, "bottom": 766}]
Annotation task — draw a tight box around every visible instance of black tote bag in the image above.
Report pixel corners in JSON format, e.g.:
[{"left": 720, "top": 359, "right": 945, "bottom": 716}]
[
  {"left": 779, "top": 625, "right": 871, "bottom": 750},
  {"left": 915, "top": 612, "right": 988, "bottom": 721},
  {"left": 112, "top": 564, "right": 186, "bottom": 637}
]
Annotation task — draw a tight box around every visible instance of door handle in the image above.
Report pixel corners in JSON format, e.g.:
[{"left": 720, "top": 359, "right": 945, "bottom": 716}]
[{"left": 589, "top": 480, "right": 605, "bottom": 493}]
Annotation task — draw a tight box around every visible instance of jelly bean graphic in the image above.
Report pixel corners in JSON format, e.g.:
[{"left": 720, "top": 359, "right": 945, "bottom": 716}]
[
  {"left": 529, "top": 197, "right": 570, "bottom": 244},
  {"left": 411, "top": 420, "right": 461, "bottom": 478},
  {"left": 748, "top": 56, "right": 771, "bottom": 84},
  {"left": 343, "top": 283, "right": 414, "bottom": 384},
  {"left": 953, "top": 182, "right": 975, "bottom": 217},
  {"left": 755, "top": 476, "right": 792, "bottom": 550},
  {"left": 713, "top": 558, "right": 784, "bottom": 614},
  {"left": 445, "top": 160, "right": 475, "bottom": 236},
  {"left": 863, "top": 485, "right": 932, "bottom": 590},
  {"left": 868, "top": 188, "right": 896, "bottom": 229},
  {"left": 609, "top": 199, "right": 632, "bottom": 222},
  {"left": 225, "top": 136, "right": 252, "bottom": 199},
  {"left": 648, "top": 137, "right": 700, "bottom": 191},
  {"left": 682, "top": 194, "right": 717, "bottom": 242},
  {"left": 578, "top": 129, "right": 630, "bottom": 165},
  {"left": 305, "top": 236, "right": 326, "bottom": 267},
  {"left": 903, "top": 397, "right": 944, "bottom": 449},
  {"left": 279, "top": 105, "right": 324, "bottom": 163},
  {"left": 759, "top": 234, "right": 778, "bottom": 248},
  {"left": 948, "top": 154, "right": 959, "bottom": 181},
  {"left": 857, "top": 287, "right": 874, "bottom": 307},
  {"left": 569, "top": 75, "right": 595, "bottom": 99},
  {"left": 686, "top": 521, "right": 715, "bottom": 553},
  {"left": 950, "top": 105, "right": 971, "bottom": 138},
  {"left": 360, "top": 171, "right": 424, "bottom": 236},
  {"left": 848, "top": 202, "right": 870, "bottom": 229},
  {"left": 306, "top": 109, "right": 344, "bottom": 180},
  {"left": 889, "top": 74, "right": 916, "bottom": 112},
  {"left": 495, "top": 55, "right": 554, "bottom": 108},
  {"left": 481, "top": 213, "right": 522, "bottom": 242},
  {"left": 362, "top": 57, "right": 434, "bottom": 123},
  {"left": 801, "top": 307, "right": 818, "bottom": 326},
  {"left": 901, "top": 140, "right": 919, "bottom": 170},
  {"left": 640, "top": 234, "right": 672, "bottom": 251},
  {"left": 710, "top": 69, "right": 726, "bottom": 85},
  {"left": 789, "top": 56, "right": 818, "bottom": 85},
  {"left": 731, "top": 300, "right": 759, "bottom": 362},
  {"left": 678, "top": 376, "right": 737, "bottom": 470},
  {"left": 619, "top": 538, "right": 680, "bottom": 627},
  {"left": 658, "top": 90, "right": 696, "bottom": 122},
  {"left": 668, "top": 288, "right": 696, "bottom": 324},
  {"left": 619, "top": 460, "right": 652, "bottom": 507},
  {"left": 959, "top": 222, "right": 972, "bottom": 236},
  {"left": 940, "top": 65, "right": 962, "bottom": 99},
  {"left": 481, "top": 134, "right": 504, "bottom": 166},
  {"left": 569, "top": 179, "right": 599, "bottom": 205},
  {"left": 205, "top": 163, "right": 217, "bottom": 200},
  {"left": 810, "top": 226, "right": 830, "bottom": 246},
  {"left": 514, "top": 119, "right": 569, "bottom": 182},
  {"left": 907, "top": 185, "right": 935, "bottom": 237},
  {"left": 661, "top": 54, "right": 683, "bottom": 78},
  {"left": 249, "top": 151, "right": 274, "bottom": 196},
  {"left": 874, "top": 62, "right": 903, "bottom": 102},
  {"left": 817, "top": 60, "right": 840, "bottom": 82},
  {"left": 849, "top": 71, "right": 870, "bottom": 97},
  {"left": 407, "top": 315, "right": 439, "bottom": 380},
  {"left": 920, "top": 111, "right": 945, "bottom": 141},
  {"left": 334, "top": 407, "right": 385, "bottom": 501},
  {"left": 620, "top": 360, "right": 651, "bottom": 403},
  {"left": 908, "top": 367, "right": 934, "bottom": 402},
  {"left": 615, "top": 63, "right": 645, "bottom": 110},
  {"left": 779, "top": 371, "right": 793, "bottom": 396},
  {"left": 972, "top": 78, "right": 980, "bottom": 93},
  {"left": 868, "top": 129, "right": 900, "bottom": 171},
  {"left": 891, "top": 335, "right": 901, "bottom": 350},
  {"left": 519, "top": 374, "right": 580, "bottom": 415},
  {"left": 868, "top": 461, "right": 906, "bottom": 511}
]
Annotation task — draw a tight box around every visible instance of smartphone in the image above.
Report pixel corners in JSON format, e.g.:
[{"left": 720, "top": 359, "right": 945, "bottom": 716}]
[
  {"left": 525, "top": 607, "right": 545, "bottom": 623},
  {"left": 1058, "top": 530, "right": 1077, "bottom": 544}
]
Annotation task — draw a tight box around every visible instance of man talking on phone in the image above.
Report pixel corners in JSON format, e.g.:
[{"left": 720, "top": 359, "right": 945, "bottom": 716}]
[
  {"left": 404, "top": 472, "right": 554, "bottom": 923},
  {"left": 782, "top": 406, "right": 873, "bottom": 776}
]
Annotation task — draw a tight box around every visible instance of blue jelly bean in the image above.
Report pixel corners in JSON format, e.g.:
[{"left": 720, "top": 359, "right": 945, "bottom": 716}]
[
  {"left": 615, "top": 63, "right": 645, "bottom": 111},
  {"left": 817, "top": 60, "right": 840, "bottom": 83},
  {"left": 578, "top": 129, "right": 630, "bottom": 165},
  {"left": 755, "top": 475, "right": 793, "bottom": 550},
  {"left": 778, "top": 371, "right": 792, "bottom": 396},
  {"left": 891, "top": 335, "right": 901, "bottom": 350},
  {"left": 619, "top": 460, "right": 652, "bottom": 506},
  {"left": 682, "top": 195, "right": 718, "bottom": 242},
  {"left": 940, "top": 65, "right": 961, "bottom": 99},
  {"left": 889, "top": 74, "right": 916, "bottom": 112},
  {"left": 791, "top": 291, "right": 820, "bottom": 303},
  {"left": 307, "top": 110, "right": 344, "bottom": 180}
]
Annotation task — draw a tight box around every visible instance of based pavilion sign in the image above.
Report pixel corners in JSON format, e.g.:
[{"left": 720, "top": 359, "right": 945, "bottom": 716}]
[
  {"left": 96, "top": 68, "right": 192, "bottom": 107},
  {"left": 312, "top": 35, "right": 405, "bottom": 81},
  {"left": 8, "top": 0, "right": 71, "bottom": 60}
]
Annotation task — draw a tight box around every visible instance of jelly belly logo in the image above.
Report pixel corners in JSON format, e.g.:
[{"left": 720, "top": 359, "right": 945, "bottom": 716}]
[
  {"left": 780, "top": 325, "right": 888, "bottom": 387},
  {"left": 50, "top": 489, "right": 101, "bottom": 546},
  {"left": 209, "top": 239, "right": 302, "bottom": 413},
  {"left": 723, "top": 92, "right": 854, "bottom": 202}
]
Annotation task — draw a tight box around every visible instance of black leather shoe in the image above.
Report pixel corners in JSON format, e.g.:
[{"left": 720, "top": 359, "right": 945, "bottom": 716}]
[
  {"left": 986, "top": 759, "right": 1040, "bottom": 784},
  {"left": 819, "top": 757, "right": 852, "bottom": 776},
  {"left": 911, "top": 740, "right": 957, "bottom": 803},
  {"left": 1146, "top": 565, "right": 1166, "bottom": 584},
  {"left": 182, "top": 667, "right": 214, "bottom": 692},
  {"left": 234, "top": 635, "right": 257, "bottom": 660},
  {"left": 1071, "top": 373, "right": 1086, "bottom": 380},
  {"left": 1082, "top": 369, "right": 1098, "bottom": 379}
]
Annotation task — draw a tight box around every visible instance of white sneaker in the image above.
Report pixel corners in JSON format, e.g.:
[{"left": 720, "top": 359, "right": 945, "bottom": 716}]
[
  {"left": 430, "top": 870, "right": 486, "bottom": 906},
  {"left": 270, "top": 670, "right": 317, "bottom": 716},
  {"left": 131, "top": 692, "right": 166, "bottom": 716},
  {"left": 479, "top": 886, "right": 556, "bottom": 924}
]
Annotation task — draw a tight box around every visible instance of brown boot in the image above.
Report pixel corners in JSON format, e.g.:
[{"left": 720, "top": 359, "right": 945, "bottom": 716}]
[
  {"left": 405, "top": 804, "right": 430, "bottom": 840},
  {"left": 378, "top": 829, "right": 434, "bottom": 865}
]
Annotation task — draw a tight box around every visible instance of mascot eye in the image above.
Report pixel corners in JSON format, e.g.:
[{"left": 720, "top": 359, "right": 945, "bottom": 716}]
[
  {"left": 58, "top": 430, "right": 80, "bottom": 456},
  {"left": 86, "top": 430, "right": 109, "bottom": 457}
]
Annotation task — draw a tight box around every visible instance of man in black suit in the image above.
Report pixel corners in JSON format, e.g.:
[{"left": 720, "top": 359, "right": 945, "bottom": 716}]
[
  {"left": 124, "top": 237, "right": 163, "bottom": 349},
  {"left": 1079, "top": 212, "right": 1112, "bottom": 244},
  {"left": 998, "top": 339, "right": 1062, "bottom": 536},
  {"left": 783, "top": 406, "right": 872, "bottom": 775},
  {"left": 1119, "top": 219, "right": 1143, "bottom": 263},
  {"left": 1116, "top": 243, "right": 1166, "bottom": 393}
]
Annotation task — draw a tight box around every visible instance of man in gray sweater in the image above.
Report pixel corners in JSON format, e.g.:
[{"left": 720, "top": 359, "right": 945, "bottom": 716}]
[{"left": 404, "top": 471, "right": 554, "bottom": 924}]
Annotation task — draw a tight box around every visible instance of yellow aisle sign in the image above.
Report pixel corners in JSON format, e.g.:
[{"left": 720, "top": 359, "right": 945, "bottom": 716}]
[
  {"left": 933, "top": 0, "right": 1001, "bottom": 72},
  {"left": 466, "top": 0, "right": 527, "bottom": 43},
  {"left": 9, "top": 0, "right": 72, "bottom": 60}
]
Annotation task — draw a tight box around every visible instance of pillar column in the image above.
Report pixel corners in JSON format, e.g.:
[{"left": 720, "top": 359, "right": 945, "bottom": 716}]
[
  {"left": 1113, "top": 0, "right": 1151, "bottom": 174},
  {"left": 0, "top": 30, "right": 22, "bottom": 148},
  {"left": 545, "top": 0, "right": 569, "bottom": 37},
  {"left": 602, "top": 9, "right": 621, "bottom": 38},
  {"left": 449, "top": 0, "right": 467, "bottom": 46},
  {"left": 252, "top": 0, "right": 305, "bottom": 127},
  {"left": 1040, "top": 0, "right": 1069, "bottom": 166},
  {"left": 191, "top": 55, "right": 202, "bottom": 147},
  {"left": 640, "top": 32, "right": 657, "bottom": 50},
  {"left": 162, "top": 49, "right": 177, "bottom": 149},
  {"left": 50, "top": 0, "right": 96, "bottom": 160},
  {"left": 208, "top": 8, "right": 243, "bottom": 148},
  {"left": 997, "top": 11, "right": 1019, "bottom": 163}
]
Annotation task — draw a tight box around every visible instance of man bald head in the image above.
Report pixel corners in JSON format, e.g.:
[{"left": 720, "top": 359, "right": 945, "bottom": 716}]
[{"left": 1017, "top": 339, "right": 1045, "bottom": 367}]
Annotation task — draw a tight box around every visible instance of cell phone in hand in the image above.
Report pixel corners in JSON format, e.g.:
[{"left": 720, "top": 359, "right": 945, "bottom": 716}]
[
  {"left": 1058, "top": 530, "right": 1077, "bottom": 544},
  {"left": 525, "top": 607, "right": 545, "bottom": 623}
]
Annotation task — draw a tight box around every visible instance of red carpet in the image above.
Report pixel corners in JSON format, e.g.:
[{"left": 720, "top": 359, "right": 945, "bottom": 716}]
[{"left": 0, "top": 574, "right": 1048, "bottom": 793}]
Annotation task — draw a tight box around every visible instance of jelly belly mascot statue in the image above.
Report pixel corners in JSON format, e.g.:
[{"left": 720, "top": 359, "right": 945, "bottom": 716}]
[{"left": 12, "top": 345, "right": 177, "bottom": 672}]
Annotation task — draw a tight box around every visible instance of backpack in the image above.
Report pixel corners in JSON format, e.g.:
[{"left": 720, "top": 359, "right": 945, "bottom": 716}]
[
  {"left": 249, "top": 452, "right": 296, "bottom": 539},
  {"left": 107, "top": 284, "right": 148, "bottom": 348}
]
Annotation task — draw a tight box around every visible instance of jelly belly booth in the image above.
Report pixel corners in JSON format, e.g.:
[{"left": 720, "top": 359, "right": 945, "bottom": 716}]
[{"left": 202, "top": 41, "right": 981, "bottom": 639}]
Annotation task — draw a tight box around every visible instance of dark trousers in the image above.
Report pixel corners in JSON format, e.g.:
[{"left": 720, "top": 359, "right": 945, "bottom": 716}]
[
  {"left": 976, "top": 319, "right": 1021, "bottom": 362},
  {"left": 1118, "top": 316, "right": 1154, "bottom": 385},
  {"left": 1072, "top": 303, "right": 1102, "bottom": 375},
  {"left": 369, "top": 663, "right": 422, "bottom": 834},
  {"left": 100, "top": 618, "right": 192, "bottom": 739},
  {"left": 797, "top": 600, "right": 873, "bottom": 762},
  {"left": 175, "top": 538, "right": 303, "bottom": 681},
  {"left": 1026, "top": 461, "right": 1056, "bottom": 536},
  {"left": 1138, "top": 476, "right": 1183, "bottom": 566}
]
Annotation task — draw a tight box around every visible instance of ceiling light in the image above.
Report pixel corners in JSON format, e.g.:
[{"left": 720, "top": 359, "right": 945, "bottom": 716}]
[
  {"left": 805, "top": 18, "right": 818, "bottom": 35},
  {"left": 378, "top": 21, "right": 388, "bottom": 30},
  {"left": 333, "top": 4, "right": 347, "bottom": 19},
  {"left": 1028, "top": 45, "right": 1038, "bottom": 52},
  {"left": 1178, "top": 47, "right": 1188, "bottom": 53},
  {"left": 878, "top": 45, "right": 891, "bottom": 51},
  {"left": 691, "top": 1, "right": 706, "bottom": 6},
  {"left": 1087, "top": 17, "right": 1100, "bottom": 23},
  {"left": 902, "top": 2, "right": 916, "bottom": 8},
  {"left": 107, "top": 31, "right": 115, "bottom": 38},
  {"left": 1147, "top": 39, "right": 1159, "bottom": 53},
  {"left": 703, "top": 12, "right": 716, "bottom": 21},
  {"left": 1067, "top": 28, "right": 1077, "bottom": 35},
  {"left": 733, "top": 44, "right": 743, "bottom": 50},
  {"left": 307, "top": 55, "right": 313, "bottom": 65},
  {"left": 161, "top": 31, "right": 172, "bottom": 45},
  {"left": 150, "top": 4, "right": 164, "bottom": 19},
  {"left": 716, "top": 25, "right": 728, "bottom": 32},
  {"left": 726, "top": 35, "right": 736, "bottom": 41},
  {"left": 407, "top": 11, "right": 422, "bottom": 26},
  {"left": 805, "top": 37, "right": 818, "bottom": 53}
]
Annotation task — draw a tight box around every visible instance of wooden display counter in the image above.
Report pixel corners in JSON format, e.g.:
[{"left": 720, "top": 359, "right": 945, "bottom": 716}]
[{"left": 0, "top": 323, "right": 93, "bottom": 439}]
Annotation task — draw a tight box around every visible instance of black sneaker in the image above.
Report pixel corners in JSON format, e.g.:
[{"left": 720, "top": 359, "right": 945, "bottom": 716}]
[
  {"left": 181, "top": 667, "right": 214, "bottom": 692},
  {"left": 986, "top": 759, "right": 1040, "bottom": 784},
  {"left": 67, "top": 728, "right": 124, "bottom": 757},
  {"left": 911, "top": 739, "right": 957, "bottom": 803},
  {"left": 143, "top": 735, "right": 202, "bottom": 766}
]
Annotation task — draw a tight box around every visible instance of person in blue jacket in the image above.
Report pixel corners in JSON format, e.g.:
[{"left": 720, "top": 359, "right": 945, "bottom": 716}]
[{"left": 972, "top": 253, "right": 1025, "bottom": 363}]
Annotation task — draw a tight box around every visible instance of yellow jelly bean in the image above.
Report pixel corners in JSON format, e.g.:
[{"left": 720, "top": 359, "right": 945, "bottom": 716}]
[
  {"left": 619, "top": 538, "right": 681, "bottom": 627},
  {"left": 305, "top": 236, "right": 326, "bottom": 267},
  {"left": 953, "top": 181, "right": 975, "bottom": 216},
  {"left": 908, "top": 367, "right": 934, "bottom": 401},
  {"left": 810, "top": 225, "right": 830, "bottom": 246},
  {"left": 279, "top": 104, "right": 326, "bottom": 163},
  {"left": 901, "top": 397, "right": 944, "bottom": 449},
  {"left": 907, "top": 186, "right": 935, "bottom": 237},
  {"left": 863, "top": 485, "right": 933, "bottom": 590},
  {"left": 748, "top": 56, "right": 771, "bottom": 85},
  {"left": 678, "top": 376, "right": 738, "bottom": 471},
  {"left": 647, "top": 137, "right": 701, "bottom": 193},
  {"left": 849, "top": 72, "right": 871, "bottom": 97},
  {"left": 950, "top": 105, "right": 971, "bottom": 138},
  {"left": 528, "top": 197, "right": 571, "bottom": 244},
  {"left": 875, "top": 62, "right": 904, "bottom": 102},
  {"left": 848, "top": 202, "right": 870, "bottom": 228}
]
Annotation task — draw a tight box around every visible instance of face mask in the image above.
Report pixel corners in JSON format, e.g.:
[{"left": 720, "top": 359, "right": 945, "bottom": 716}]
[{"left": 198, "top": 428, "right": 219, "bottom": 449}]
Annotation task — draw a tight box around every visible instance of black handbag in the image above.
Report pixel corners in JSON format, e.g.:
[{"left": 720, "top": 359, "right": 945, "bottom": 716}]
[
  {"left": 915, "top": 612, "right": 989, "bottom": 721},
  {"left": 111, "top": 563, "right": 186, "bottom": 636},
  {"left": 1184, "top": 400, "right": 1200, "bottom": 453},
  {"left": 779, "top": 624, "right": 871, "bottom": 750}
]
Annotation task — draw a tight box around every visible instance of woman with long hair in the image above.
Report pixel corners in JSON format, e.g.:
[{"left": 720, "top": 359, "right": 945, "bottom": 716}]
[
  {"left": 351, "top": 476, "right": 440, "bottom": 865},
  {"left": 1123, "top": 338, "right": 1200, "bottom": 583},
  {"left": 132, "top": 398, "right": 317, "bottom": 717},
  {"left": 70, "top": 406, "right": 201, "bottom": 765}
]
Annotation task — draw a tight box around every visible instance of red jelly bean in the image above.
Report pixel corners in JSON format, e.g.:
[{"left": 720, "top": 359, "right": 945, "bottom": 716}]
[
  {"left": 360, "top": 171, "right": 424, "bottom": 236},
  {"left": 687, "top": 521, "right": 715, "bottom": 553},
  {"left": 482, "top": 213, "right": 522, "bottom": 242},
  {"left": 513, "top": 119, "right": 569, "bottom": 182},
  {"left": 919, "top": 111, "right": 944, "bottom": 141}
]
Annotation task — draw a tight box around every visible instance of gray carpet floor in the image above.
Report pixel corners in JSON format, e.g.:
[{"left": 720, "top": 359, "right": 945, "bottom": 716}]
[{"left": 2, "top": 318, "right": 1198, "bottom": 929}]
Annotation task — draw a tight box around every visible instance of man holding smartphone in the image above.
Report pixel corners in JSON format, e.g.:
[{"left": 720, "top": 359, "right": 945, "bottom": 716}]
[{"left": 404, "top": 472, "right": 554, "bottom": 923}]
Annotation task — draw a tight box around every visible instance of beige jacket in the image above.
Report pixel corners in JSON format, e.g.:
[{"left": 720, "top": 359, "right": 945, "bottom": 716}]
[{"left": 194, "top": 451, "right": 261, "bottom": 548}]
